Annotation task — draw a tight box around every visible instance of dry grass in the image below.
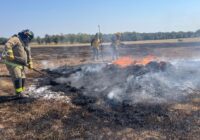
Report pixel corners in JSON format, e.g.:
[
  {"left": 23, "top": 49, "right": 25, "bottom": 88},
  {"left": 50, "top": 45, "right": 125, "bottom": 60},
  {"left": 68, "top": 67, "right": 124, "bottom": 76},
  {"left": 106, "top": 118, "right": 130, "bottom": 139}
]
[
  {"left": 0, "top": 78, "right": 14, "bottom": 95},
  {"left": 0, "top": 99, "right": 74, "bottom": 140},
  {"left": 1, "top": 37, "right": 200, "bottom": 49},
  {"left": 171, "top": 103, "right": 200, "bottom": 112},
  {"left": 0, "top": 42, "right": 200, "bottom": 139},
  {"left": 124, "top": 37, "right": 200, "bottom": 45},
  {"left": 0, "top": 96, "right": 199, "bottom": 139}
]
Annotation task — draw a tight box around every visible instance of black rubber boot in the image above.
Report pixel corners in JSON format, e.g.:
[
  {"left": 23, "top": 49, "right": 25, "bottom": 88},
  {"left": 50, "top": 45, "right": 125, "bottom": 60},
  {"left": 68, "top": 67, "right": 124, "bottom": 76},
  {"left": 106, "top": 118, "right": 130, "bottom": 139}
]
[
  {"left": 22, "top": 78, "right": 26, "bottom": 91},
  {"left": 14, "top": 78, "right": 23, "bottom": 95}
]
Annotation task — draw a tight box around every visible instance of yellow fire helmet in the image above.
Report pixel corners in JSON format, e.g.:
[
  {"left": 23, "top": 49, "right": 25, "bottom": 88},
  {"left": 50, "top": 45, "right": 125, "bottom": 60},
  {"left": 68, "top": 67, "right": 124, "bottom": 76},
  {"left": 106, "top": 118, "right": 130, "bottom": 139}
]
[{"left": 115, "top": 32, "right": 121, "bottom": 37}]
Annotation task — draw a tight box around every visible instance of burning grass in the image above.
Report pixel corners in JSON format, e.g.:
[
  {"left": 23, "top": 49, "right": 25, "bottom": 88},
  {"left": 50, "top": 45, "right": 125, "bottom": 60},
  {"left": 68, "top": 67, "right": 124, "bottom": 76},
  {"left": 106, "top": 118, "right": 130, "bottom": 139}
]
[
  {"left": 0, "top": 58, "right": 200, "bottom": 139},
  {"left": 0, "top": 44, "right": 200, "bottom": 139},
  {"left": 41, "top": 60, "right": 198, "bottom": 105},
  {"left": 113, "top": 56, "right": 135, "bottom": 68},
  {"left": 113, "top": 55, "right": 157, "bottom": 68},
  {"left": 12, "top": 59, "right": 198, "bottom": 139}
]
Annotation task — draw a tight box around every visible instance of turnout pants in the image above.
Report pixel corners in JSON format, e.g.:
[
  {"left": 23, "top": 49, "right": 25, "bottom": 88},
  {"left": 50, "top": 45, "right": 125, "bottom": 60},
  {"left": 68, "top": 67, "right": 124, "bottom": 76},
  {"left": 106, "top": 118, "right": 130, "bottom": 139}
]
[
  {"left": 112, "top": 46, "right": 119, "bottom": 60},
  {"left": 92, "top": 47, "right": 99, "bottom": 60},
  {"left": 6, "top": 65, "right": 26, "bottom": 94}
]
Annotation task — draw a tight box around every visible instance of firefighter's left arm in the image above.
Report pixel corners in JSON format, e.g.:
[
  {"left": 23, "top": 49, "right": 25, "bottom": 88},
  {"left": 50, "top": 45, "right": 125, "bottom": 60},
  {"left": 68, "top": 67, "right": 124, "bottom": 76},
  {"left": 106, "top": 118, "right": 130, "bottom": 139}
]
[{"left": 24, "top": 45, "right": 33, "bottom": 69}]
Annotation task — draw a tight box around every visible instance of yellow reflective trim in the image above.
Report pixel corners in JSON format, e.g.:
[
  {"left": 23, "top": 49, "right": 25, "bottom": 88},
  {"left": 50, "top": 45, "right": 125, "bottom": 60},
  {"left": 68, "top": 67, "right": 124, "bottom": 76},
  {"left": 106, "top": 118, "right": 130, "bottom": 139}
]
[
  {"left": 16, "top": 88, "right": 23, "bottom": 93},
  {"left": 2, "top": 60, "right": 23, "bottom": 69},
  {"left": 9, "top": 55, "right": 14, "bottom": 60},
  {"left": 7, "top": 49, "right": 13, "bottom": 52},
  {"left": 17, "top": 66, "right": 23, "bottom": 69},
  {"left": 22, "top": 87, "right": 25, "bottom": 91}
]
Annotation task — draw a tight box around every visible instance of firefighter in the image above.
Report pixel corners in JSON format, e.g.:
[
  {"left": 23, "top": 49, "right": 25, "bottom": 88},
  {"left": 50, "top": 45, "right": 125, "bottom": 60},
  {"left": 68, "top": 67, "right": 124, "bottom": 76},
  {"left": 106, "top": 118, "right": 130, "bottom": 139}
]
[
  {"left": 111, "top": 32, "right": 121, "bottom": 60},
  {"left": 91, "top": 33, "right": 101, "bottom": 60},
  {"left": 2, "top": 29, "right": 34, "bottom": 97}
]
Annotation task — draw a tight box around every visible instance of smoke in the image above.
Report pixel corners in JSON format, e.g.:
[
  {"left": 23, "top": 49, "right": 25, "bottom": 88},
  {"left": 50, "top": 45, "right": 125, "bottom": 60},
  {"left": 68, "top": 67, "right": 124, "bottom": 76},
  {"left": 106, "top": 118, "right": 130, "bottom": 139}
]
[
  {"left": 41, "top": 60, "right": 56, "bottom": 69},
  {"left": 54, "top": 59, "right": 200, "bottom": 104},
  {"left": 114, "top": 60, "right": 200, "bottom": 103},
  {"left": 55, "top": 77, "right": 69, "bottom": 84}
]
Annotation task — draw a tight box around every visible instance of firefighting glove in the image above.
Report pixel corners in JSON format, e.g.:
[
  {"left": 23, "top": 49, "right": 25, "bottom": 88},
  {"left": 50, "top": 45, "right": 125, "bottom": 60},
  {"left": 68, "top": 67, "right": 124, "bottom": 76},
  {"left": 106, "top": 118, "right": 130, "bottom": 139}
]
[
  {"left": 28, "top": 61, "right": 33, "bottom": 69},
  {"left": 7, "top": 50, "right": 15, "bottom": 60}
]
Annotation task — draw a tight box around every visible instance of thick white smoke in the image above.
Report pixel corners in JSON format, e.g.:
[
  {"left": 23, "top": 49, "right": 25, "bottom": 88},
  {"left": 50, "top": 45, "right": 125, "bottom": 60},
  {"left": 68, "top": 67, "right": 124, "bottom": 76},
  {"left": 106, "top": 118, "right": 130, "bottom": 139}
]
[
  {"left": 110, "top": 60, "right": 200, "bottom": 103},
  {"left": 41, "top": 60, "right": 56, "bottom": 69},
  {"left": 55, "top": 59, "right": 200, "bottom": 104}
]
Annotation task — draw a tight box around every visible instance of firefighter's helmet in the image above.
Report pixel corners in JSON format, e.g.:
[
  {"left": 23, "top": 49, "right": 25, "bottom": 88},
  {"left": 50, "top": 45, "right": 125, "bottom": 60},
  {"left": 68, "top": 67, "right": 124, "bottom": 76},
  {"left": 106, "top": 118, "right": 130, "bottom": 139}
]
[
  {"left": 18, "top": 29, "right": 34, "bottom": 42},
  {"left": 115, "top": 32, "right": 121, "bottom": 37},
  {"left": 95, "top": 33, "right": 99, "bottom": 39}
]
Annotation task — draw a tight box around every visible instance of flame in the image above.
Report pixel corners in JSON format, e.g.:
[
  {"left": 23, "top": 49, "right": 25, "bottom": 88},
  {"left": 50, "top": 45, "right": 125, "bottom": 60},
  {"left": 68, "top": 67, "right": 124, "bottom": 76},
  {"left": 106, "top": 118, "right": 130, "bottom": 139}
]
[
  {"left": 113, "top": 55, "right": 157, "bottom": 68},
  {"left": 136, "top": 55, "right": 157, "bottom": 65},
  {"left": 112, "top": 56, "right": 135, "bottom": 68}
]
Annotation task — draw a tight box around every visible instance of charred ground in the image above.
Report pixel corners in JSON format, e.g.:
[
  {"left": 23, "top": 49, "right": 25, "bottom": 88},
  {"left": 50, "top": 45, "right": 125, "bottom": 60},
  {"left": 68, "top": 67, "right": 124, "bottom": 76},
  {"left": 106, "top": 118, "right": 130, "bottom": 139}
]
[{"left": 0, "top": 42, "right": 200, "bottom": 139}]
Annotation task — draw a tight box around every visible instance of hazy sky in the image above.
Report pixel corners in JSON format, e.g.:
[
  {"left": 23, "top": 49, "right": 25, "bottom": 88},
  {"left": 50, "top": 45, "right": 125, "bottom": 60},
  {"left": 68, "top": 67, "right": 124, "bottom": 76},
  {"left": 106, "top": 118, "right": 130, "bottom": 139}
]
[{"left": 0, "top": 0, "right": 200, "bottom": 37}]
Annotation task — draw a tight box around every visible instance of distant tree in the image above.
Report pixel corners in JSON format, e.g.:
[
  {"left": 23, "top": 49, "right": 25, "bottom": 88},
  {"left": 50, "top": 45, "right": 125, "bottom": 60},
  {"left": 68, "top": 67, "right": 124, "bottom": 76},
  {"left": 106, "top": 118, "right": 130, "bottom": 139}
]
[
  {"left": 52, "top": 35, "right": 59, "bottom": 44},
  {"left": 29, "top": 29, "right": 200, "bottom": 45},
  {"left": 0, "top": 37, "right": 7, "bottom": 45},
  {"left": 59, "top": 34, "right": 65, "bottom": 43},
  {"left": 44, "top": 34, "right": 51, "bottom": 44},
  {"left": 68, "top": 34, "right": 76, "bottom": 44},
  {"left": 36, "top": 36, "right": 42, "bottom": 44},
  {"left": 195, "top": 29, "right": 200, "bottom": 37}
]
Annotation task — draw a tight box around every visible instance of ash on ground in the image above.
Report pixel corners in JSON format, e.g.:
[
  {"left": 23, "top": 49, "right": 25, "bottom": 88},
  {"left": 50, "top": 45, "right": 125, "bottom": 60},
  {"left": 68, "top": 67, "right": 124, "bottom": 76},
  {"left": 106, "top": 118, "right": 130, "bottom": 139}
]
[
  {"left": 14, "top": 60, "right": 200, "bottom": 139},
  {"left": 28, "top": 60, "right": 200, "bottom": 106}
]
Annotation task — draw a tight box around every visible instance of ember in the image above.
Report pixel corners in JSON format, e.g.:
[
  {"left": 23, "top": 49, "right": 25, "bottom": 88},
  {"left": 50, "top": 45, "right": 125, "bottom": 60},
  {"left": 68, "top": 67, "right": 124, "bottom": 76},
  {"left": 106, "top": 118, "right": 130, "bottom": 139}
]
[
  {"left": 136, "top": 55, "right": 157, "bottom": 65},
  {"left": 113, "top": 55, "right": 158, "bottom": 68},
  {"left": 113, "top": 56, "right": 135, "bottom": 68}
]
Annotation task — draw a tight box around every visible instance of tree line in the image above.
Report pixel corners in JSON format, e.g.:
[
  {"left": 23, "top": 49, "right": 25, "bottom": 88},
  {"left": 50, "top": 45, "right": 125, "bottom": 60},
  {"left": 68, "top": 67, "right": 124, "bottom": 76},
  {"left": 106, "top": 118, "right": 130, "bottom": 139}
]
[{"left": 1, "top": 30, "right": 200, "bottom": 45}]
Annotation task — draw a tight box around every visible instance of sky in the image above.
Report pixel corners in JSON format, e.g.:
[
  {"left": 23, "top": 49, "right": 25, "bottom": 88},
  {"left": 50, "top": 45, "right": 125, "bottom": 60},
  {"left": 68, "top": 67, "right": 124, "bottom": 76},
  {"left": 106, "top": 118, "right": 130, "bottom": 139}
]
[{"left": 0, "top": 0, "right": 200, "bottom": 37}]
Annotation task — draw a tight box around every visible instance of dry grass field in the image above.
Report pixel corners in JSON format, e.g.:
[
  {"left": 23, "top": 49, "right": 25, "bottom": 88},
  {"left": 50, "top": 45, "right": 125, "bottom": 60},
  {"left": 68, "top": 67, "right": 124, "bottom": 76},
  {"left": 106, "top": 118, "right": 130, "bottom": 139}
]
[{"left": 0, "top": 39, "right": 200, "bottom": 139}]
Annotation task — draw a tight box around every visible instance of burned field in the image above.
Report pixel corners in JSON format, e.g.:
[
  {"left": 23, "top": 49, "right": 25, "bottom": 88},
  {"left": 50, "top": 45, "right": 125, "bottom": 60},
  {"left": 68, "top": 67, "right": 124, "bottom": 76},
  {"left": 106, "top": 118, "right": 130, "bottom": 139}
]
[{"left": 0, "top": 42, "right": 200, "bottom": 139}]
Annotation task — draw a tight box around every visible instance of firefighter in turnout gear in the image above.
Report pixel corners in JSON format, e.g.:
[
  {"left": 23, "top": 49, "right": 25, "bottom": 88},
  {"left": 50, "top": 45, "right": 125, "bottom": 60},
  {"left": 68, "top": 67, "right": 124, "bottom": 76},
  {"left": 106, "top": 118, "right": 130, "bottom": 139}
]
[
  {"left": 111, "top": 32, "right": 121, "bottom": 60},
  {"left": 91, "top": 33, "right": 101, "bottom": 60},
  {"left": 2, "top": 29, "right": 34, "bottom": 97}
]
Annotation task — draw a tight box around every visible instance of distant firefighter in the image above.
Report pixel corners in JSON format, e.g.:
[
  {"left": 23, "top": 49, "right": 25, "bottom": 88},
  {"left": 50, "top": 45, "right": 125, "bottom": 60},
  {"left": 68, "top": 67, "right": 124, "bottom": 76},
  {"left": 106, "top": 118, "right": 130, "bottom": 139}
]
[
  {"left": 91, "top": 33, "right": 101, "bottom": 60},
  {"left": 111, "top": 32, "right": 121, "bottom": 60}
]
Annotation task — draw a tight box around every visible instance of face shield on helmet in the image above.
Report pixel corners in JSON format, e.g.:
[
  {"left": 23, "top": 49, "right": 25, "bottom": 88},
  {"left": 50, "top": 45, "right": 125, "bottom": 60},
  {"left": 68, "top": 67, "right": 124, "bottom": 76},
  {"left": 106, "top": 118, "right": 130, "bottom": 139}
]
[{"left": 18, "top": 29, "right": 34, "bottom": 44}]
